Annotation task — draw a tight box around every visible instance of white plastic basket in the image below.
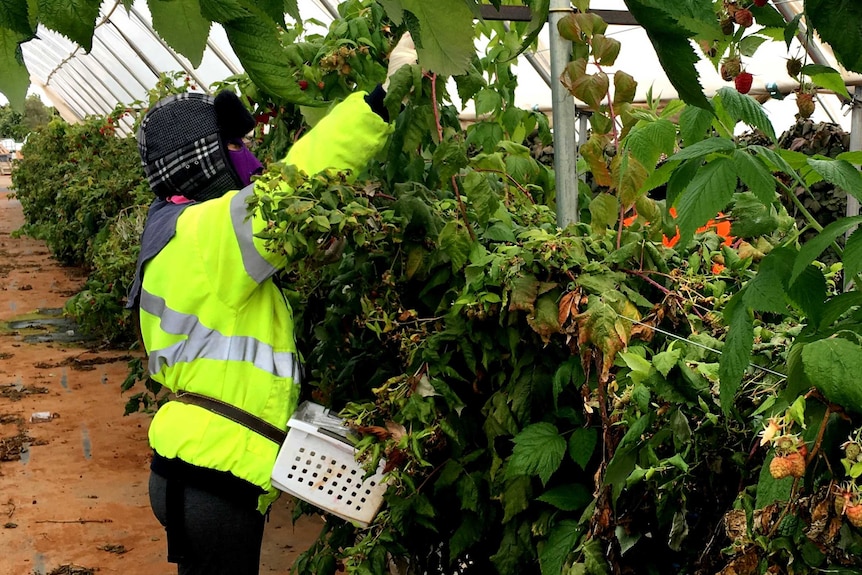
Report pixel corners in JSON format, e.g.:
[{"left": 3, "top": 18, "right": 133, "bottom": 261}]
[{"left": 271, "top": 401, "right": 387, "bottom": 527}]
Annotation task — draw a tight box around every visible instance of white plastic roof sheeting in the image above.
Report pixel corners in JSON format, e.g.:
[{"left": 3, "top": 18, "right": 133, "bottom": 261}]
[{"left": 8, "top": 0, "right": 862, "bottom": 135}]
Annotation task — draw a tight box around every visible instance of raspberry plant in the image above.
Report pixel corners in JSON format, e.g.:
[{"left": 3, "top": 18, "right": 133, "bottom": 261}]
[{"left": 6, "top": 1, "right": 862, "bottom": 574}]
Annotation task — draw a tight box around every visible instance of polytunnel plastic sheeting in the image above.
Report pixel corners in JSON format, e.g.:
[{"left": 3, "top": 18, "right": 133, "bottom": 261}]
[{"left": 7, "top": 0, "right": 862, "bottom": 135}]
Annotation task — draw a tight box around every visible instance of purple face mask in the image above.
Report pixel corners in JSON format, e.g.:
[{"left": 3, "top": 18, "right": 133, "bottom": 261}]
[{"left": 228, "top": 139, "right": 263, "bottom": 187}]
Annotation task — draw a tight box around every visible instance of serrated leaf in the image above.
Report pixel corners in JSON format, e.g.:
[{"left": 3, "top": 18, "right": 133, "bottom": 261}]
[
  {"left": 581, "top": 134, "right": 612, "bottom": 187},
  {"left": 675, "top": 156, "right": 737, "bottom": 246},
  {"left": 540, "top": 520, "right": 582, "bottom": 575},
  {"left": 589, "top": 193, "right": 619, "bottom": 234},
  {"left": 800, "top": 64, "right": 851, "bottom": 99},
  {"left": 433, "top": 138, "right": 469, "bottom": 184},
  {"left": 803, "top": 338, "right": 862, "bottom": 413},
  {"left": 714, "top": 87, "right": 777, "bottom": 142},
  {"left": 791, "top": 216, "right": 862, "bottom": 283},
  {"left": 592, "top": 34, "right": 620, "bottom": 66},
  {"left": 199, "top": 0, "right": 250, "bottom": 22},
  {"left": 509, "top": 274, "right": 539, "bottom": 313},
  {"left": 622, "top": 0, "right": 713, "bottom": 111},
  {"left": 0, "top": 1, "right": 34, "bottom": 36},
  {"left": 805, "top": 0, "right": 862, "bottom": 74},
  {"left": 571, "top": 71, "right": 609, "bottom": 111},
  {"left": 507, "top": 422, "right": 566, "bottom": 485},
  {"left": 511, "top": 0, "right": 548, "bottom": 62},
  {"left": 742, "top": 249, "right": 789, "bottom": 314},
  {"left": 807, "top": 158, "right": 862, "bottom": 203},
  {"left": 537, "top": 484, "right": 592, "bottom": 512},
  {"left": 36, "top": 0, "right": 100, "bottom": 51},
  {"left": 820, "top": 291, "right": 862, "bottom": 330},
  {"left": 251, "top": 0, "right": 286, "bottom": 25},
  {"left": 568, "top": 427, "right": 597, "bottom": 469},
  {"left": 733, "top": 149, "right": 776, "bottom": 204},
  {"left": 845, "top": 227, "right": 862, "bottom": 280},
  {"left": 612, "top": 151, "right": 649, "bottom": 206},
  {"left": 670, "top": 136, "right": 735, "bottom": 161},
  {"left": 378, "top": 0, "right": 403, "bottom": 24},
  {"left": 738, "top": 34, "right": 769, "bottom": 57},
  {"left": 625, "top": 118, "right": 676, "bottom": 171},
  {"left": 439, "top": 220, "right": 473, "bottom": 272},
  {"left": 679, "top": 104, "right": 714, "bottom": 146},
  {"left": 223, "top": 16, "right": 317, "bottom": 104},
  {"left": 718, "top": 295, "right": 754, "bottom": 414},
  {"left": 603, "top": 413, "right": 652, "bottom": 498},
  {"left": 148, "top": 0, "right": 210, "bottom": 68},
  {"left": 653, "top": 347, "right": 681, "bottom": 377},
  {"left": 449, "top": 512, "right": 482, "bottom": 562},
  {"left": 787, "top": 263, "right": 827, "bottom": 324},
  {"left": 0, "top": 28, "right": 29, "bottom": 111},
  {"left": 613, "top": 70, "right": 637, "bottom": 105},
  {"left": 402, "top": 0, "right": 475, "bottom": 76}
]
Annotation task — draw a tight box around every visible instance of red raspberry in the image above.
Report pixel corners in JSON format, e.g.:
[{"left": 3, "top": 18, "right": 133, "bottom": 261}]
[
  {"left": 753, "top": 0, "right": 768, "bottom": 6},
  {"left": 734, "top": 8, "right": 754, "bottom": 27},
  {"left": 734, "top": 71, "right": 753, "bottom": 94},
  {"left": 298, "top": 80, "right": 309, "bottom": 90}
]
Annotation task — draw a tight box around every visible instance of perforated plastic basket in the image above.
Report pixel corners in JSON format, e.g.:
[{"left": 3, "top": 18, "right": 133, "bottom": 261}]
[{"left": 271, "top": 401, "right": 387, "bottom": 527}]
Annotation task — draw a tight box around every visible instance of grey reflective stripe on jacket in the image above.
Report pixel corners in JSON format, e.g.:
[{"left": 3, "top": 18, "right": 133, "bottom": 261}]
[
  {"left": 230, "top": 185, "right": 278, "bottom": 283},
  {"left": 140, "top": 290, "right": 300, "bottom": 382}
]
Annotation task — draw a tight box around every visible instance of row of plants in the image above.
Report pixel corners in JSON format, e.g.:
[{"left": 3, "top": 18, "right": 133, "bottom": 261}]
[{"left": 7, "top": 1, "right": 862, "bottom": 574}]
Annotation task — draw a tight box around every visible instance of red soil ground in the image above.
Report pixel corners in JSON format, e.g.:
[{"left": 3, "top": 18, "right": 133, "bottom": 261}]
[{"left": 0, "top": 175, "right": 323, "bottom": 575}]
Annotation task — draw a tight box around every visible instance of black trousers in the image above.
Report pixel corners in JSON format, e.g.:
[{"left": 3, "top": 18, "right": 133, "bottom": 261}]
[{"left": 149, "top": 470, "right": 266, "bottom": 575}]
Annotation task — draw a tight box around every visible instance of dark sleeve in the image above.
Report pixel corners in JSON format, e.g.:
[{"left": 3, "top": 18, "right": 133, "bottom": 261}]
[{"left": 363, "top": 84, "right": 389, "bottom": 122}]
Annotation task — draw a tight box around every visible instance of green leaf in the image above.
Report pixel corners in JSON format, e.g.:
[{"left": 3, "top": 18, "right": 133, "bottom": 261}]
[
  {"left": 501, "top": 475, "right": 532, "bottom": 522},
  {"left": 611, "top": 151, "right": 649, "bottom": 206},
  {"left": 805, "top": 0, "right": 862, "bottom": 74},
  {"left": 507, "top": 422, "right": 566, "bottom": 485},
  {"left": 36, "top": 0, "right": 100, "bottom": 51},
  {"left": 511, "top": 0, "right": 549, "bottom": 62},
  {"left": 402, "top": 0, "right": 475, "bottom": 76},
  {"left": 714, "top": 87, "right": 777, "bottom": 142},
  {"left": 800, "top": 64, "right": 851, "bottom": 99},
  {"left": 569, "top": 427, "right": 597, "bottom": 470},
  {"left": 613, "top": 70, "right": 637, "bottom": 105},
  {"left": 537, "top": 484, "right": 592, "bottom": 512},
  {"left": 378, "top": 0, "right": 404, "bottom": 24},
  {"left": 553, "top": 357, "right": 584, "bottom": 410},
  {"left": 679, "top": 104, "right": 714, "bottom": 146},
  {"left": 718, "top": 295, "right": 754, "bottom": 415},
  {"left": 449, "top": 513, "right": 483, "bottom": 563},
  {"left": 807, "top": 158, "right": 862, "bottom": 203},
  {"left": 675, "top": 156, "right": 737, "bottom": 246},
  {"left": 0, "top": 28, "right": 29, "bottom": 111},
  {"left": 148, "top": 0, "right": 211, "bottom": 68},
  {"left": 603, "top": 413, "right": 652, "bottom": 498},
  {"left": 742, "top": 249, "right": 790, "bottom": 314},
  {"left": 729, "top": 192, "right": 779, "bottom": 238},
  {"left": 433, "top": 138, "right": 469, "bottom": 184},
  {"left": 820, "top": 291, "right": 862, "bottom": 330},
  {"left": 589, "top": 193, "right": 619, "bottom": 234},
  {"left": 439, "top": 220, "right": 473, "bottom": 272},
  {"left": 199, "top": 0, "right": 251, "bottom": 22},
  {"left": 583, "top": 536, "right": 612, "bottom": 575},
  {"left": 738, "top": 34, "right": 769, "bottom": 57},
  {"left": 540, "top": 520, "right": 581, "bottom": 575},
  {"left": 622, "top": 0, "right": 714, "bottom": 111},
  {"left": 732, "top": 149, "right": 776, "bottom": 204},
  {"left": 803, "top": 338, "right": 862, "bottom": 413},
  {"left": 791, "top": 216, "right": 862, "bottom": 283},
  {"left": 845, "top": 227, "right": 862, "bottom": 280},
  {"left": 223, "top": 16, "right": 316, "bottom": 104},
  {"left": 283, "top": 0, "right": 300, "bottom": 22},
  {"left": 0, "top": 1, "right": 34, "bottom": 37},
  {"left": 653, "top": 346, "right": 681, "bottom": 377},
  {"left": 786, "top": 263, "right": 827, "bottom": 324},
  {"left": 571, "top": 71, "right": 610, "bottom": 111},
  {"left": 670, "top": 136, "right": 735, "bottom": 161},
  {"left": 625, "top": 118, "right": 676, "bottom": 171}
]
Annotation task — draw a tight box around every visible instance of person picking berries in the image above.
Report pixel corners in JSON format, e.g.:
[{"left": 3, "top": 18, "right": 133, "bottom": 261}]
[{"left": 126, "top": 33, "right": 418, "bottom": 575}]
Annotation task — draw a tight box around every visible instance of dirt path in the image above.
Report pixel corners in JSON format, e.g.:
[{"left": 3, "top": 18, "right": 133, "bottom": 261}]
[{"left": 0, "top": 176, "right": 323, "bottom": 575}]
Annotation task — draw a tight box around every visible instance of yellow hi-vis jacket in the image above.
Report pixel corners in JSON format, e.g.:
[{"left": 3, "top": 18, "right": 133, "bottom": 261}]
[{"left": 140, "top": 92, "right": 391, "bottom": 513}]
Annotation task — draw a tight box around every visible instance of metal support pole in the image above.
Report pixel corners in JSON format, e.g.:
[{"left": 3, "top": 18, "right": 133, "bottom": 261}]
[
  {"left": 549, "top": 0, "right": 578, "bottom": 227},
  {"left": 846, "top": 86, "right": 862, "bottom": 291}
]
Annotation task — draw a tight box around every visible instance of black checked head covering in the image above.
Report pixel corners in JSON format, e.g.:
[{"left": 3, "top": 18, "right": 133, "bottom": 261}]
[{"left": 137, "top": 91, "right": 255, "bottom": 202}]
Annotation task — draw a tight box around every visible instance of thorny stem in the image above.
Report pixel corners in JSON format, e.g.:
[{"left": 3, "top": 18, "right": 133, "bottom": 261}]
[
  {"left": 430, "top": 72, "right": 475, "bottom": 241},
  {"left": 622, "top": 268, "right": 674, "bottom": 296}
]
